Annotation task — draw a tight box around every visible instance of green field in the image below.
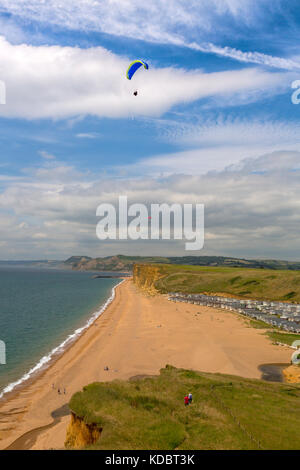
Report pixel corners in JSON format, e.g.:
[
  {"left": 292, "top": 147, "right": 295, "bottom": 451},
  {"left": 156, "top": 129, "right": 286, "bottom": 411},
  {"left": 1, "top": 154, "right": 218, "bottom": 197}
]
[
  {"left": 266, "top": 331, "right": 300, "bottom": 346},
  {"left": 152, "top": 264, "right": 300, "bottom": 302},
  {"left": 67, "top": 366, "right": 300, "bottom": 450}
]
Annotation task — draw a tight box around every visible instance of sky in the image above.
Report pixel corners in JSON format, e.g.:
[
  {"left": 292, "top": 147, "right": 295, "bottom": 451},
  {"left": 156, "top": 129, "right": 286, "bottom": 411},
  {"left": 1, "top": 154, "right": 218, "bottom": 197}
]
[{"left": 0, "top": 0, "right": 300, "bottom": 260}]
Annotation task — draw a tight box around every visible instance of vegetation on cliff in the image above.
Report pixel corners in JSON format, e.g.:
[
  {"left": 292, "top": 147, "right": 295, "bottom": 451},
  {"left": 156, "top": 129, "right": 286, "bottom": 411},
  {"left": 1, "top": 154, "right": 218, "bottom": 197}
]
[
  {"left": 134, "top": 263, "right": 300, "bottom": 303},
  {"left": 67, "top": 366, "right": 300, "bottom": 450}
]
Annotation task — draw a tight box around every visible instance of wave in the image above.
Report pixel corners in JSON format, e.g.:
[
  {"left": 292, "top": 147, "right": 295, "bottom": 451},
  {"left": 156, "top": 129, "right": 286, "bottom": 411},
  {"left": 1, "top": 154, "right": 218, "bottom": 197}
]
[{"left": 0, "top": 279, "right": 124, "bottom": 400}]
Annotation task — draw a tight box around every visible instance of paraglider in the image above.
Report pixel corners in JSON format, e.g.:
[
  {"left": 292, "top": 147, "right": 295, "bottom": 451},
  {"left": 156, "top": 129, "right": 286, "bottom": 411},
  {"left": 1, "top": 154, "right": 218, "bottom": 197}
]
[{"left": 126, "top": 60, "right": 149, "bottom": 96}]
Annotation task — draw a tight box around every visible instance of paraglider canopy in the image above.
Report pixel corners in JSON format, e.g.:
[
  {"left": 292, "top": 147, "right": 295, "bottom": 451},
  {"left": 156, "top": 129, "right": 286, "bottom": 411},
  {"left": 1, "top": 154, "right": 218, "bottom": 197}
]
[{"left": 126, "top": 60, "right": 149, "bottom": 80}]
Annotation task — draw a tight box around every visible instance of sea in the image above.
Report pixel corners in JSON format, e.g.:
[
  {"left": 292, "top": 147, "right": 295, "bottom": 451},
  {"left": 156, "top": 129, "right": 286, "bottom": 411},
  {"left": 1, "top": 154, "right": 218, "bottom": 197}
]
[{"left": 0, "top": 265, "right": 121, "bottom": 399}]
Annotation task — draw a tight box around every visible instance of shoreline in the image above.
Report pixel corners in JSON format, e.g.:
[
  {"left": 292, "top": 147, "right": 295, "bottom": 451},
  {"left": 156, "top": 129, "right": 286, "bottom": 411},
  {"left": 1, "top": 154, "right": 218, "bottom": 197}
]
[
  {"left": 0, "top": 279, "right": 292, "bottom": 450},
  {"left": 0, "top": 278, "right": 125, "bottom": 402}
]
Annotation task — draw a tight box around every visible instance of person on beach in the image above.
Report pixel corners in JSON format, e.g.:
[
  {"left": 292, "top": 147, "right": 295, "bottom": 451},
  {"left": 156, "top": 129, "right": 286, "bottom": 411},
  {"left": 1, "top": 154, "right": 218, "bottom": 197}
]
[
  {"left": 58, "top": 388, "right": 61, "bottom": 394},
  {"left": 64, "top": 388, "right": 66, "bottom": 394},
  {"left": 188, "top": 392, "right": 193, "bottom": 404},
  {"left": 184, "top": 395, "right": 189, "bottom": 406}
]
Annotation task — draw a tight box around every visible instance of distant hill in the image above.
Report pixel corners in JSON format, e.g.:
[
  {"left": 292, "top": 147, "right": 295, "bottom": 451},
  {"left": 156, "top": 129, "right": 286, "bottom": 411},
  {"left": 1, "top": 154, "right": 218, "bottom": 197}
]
[
  {"left": 64, "top": 256, "right": 92, "bottom": 266},
  {"left": 63, "top": 254, "right": 300, "bottom": 272},
  {"left": 63, "top": 255, "right": 169, "bottom": 272}
]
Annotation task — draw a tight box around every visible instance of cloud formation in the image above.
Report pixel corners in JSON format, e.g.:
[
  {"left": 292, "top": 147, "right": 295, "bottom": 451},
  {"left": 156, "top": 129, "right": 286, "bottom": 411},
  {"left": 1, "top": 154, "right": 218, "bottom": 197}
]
[
  {"left": 0, "top": 37, "right": 287, "bottom": 120},
  {"left": 0, "top": 0, "right": 298, "bottom": 69},
  {"left": 38, "top": 150, "right": 56, "bottom": 160},
  {"left": 122, "top": 118, "right": 300, "bottom": 175},
  {"left": 1, "top": 150, "right": 300, "bottom": 259},
  {"left": 188, "top": 42, "right": 300, "bottom": 71}
]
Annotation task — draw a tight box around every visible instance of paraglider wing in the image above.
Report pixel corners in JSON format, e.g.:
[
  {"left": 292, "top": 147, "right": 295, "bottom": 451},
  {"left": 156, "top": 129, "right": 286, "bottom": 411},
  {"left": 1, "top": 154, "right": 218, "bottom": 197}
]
[{"left": 126, "top": 60, "right": 149, "bottom": 80}]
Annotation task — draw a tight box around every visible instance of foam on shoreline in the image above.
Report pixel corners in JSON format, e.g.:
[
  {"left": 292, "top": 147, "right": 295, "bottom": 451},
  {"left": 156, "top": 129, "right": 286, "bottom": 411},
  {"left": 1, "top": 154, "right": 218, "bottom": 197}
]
[{"left": 0, "top": 279, "right": 124, "bottom": 400}]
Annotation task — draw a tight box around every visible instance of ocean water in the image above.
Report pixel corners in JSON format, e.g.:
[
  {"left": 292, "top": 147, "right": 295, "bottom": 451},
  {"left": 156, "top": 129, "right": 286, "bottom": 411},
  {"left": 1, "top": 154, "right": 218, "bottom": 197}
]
[{"left": 0, "top": 266, "right": 120, "bottom": 398}]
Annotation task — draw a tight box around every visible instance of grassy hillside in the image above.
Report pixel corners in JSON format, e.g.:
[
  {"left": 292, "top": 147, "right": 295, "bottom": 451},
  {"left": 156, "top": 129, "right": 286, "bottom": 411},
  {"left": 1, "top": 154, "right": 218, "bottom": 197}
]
[
  {"left": 136, "top": 264, "right": 300, "bottom": 302},
  {"left": 64, "top": 254, "right": 300, "bottom": 272},
  {"left": 64, "top": 255, "right": 170, "bottom": 272},
  {"left": 67, "top": 366, "right": 300, "bottom": 450}
]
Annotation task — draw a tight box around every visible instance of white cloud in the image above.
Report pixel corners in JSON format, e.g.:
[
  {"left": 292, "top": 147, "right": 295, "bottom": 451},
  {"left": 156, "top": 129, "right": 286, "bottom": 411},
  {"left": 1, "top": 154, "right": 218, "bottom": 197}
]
[
  {"left": 161, "top": 117, "right": 300, "bottom": 147},
  {"left": 32, "top": 232, "right": 47, "bottom": 239},
  {"left": 0, "top": 0, "right": 298, "bottom": 70},
  {"left": 0, "top": 1, "right": 256, "bottom": 33},
  {"left": 119, "top": 118, "right": 300, "bottom": 176},
  {"left": 187, "top": 42, "right": 300, "bottom": 71},
  {"left": 0, "top": 37, "right": 287, "bottom": 120},
  {"left": 38, "top": 150, "right": 56, "bottom": 160},
  {"left": 1, "top": 150, "right": 300, "bottom": 259},
  {"left": 76, "top": 133, "right": 101, "bottom": 139},
  {"left": 0, "top": 1, "right": 282, "bottom": 40}
]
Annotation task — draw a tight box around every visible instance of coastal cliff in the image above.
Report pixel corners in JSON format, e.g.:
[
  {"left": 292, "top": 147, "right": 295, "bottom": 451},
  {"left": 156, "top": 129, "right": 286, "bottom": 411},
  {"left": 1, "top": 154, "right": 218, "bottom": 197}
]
[
  {"left": 65, "top": 366, "right": 300, "bottom": 450},
  {"left": 133, "top": 264, "right": 162, "bottom": 295},
  {"left": 65, "top": 412, "right": 102, "bottom": 449},
  {"left": 283, "top": 365, "right": 300, "bottom": 383}
]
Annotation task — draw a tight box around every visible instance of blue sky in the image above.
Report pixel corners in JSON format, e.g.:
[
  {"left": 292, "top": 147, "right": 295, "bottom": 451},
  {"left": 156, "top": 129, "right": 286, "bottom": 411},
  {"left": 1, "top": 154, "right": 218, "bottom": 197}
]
[{"left": 0, "top": 1, "right": 300, "bottom": 259}]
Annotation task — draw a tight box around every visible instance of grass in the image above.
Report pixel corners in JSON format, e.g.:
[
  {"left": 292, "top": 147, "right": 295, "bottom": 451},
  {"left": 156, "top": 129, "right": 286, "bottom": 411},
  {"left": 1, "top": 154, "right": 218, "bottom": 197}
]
[
  {"left": 68, "top": 365, "right": 300, "bottom": 450},
  {"left": 145, "top": 264, "right": 300, "bottom": 302},
  {"left": 266, "top": 331, "right": 300, "bottom": 346},
  {"left": 247, "top": 318, "right": 274, "bottom": 330}
]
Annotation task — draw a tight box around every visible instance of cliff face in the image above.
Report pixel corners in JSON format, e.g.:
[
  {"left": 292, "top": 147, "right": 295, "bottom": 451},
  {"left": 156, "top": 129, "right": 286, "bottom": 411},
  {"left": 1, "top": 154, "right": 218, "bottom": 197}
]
[
  {"left": 65, "top": 412, "right": 102, "bottom": 449},
  {"left": 133, "top": 264, "right": 162, "bottom": 295},
  {"left": 283, "top": 365, "right": 300, "bottom": 383}
]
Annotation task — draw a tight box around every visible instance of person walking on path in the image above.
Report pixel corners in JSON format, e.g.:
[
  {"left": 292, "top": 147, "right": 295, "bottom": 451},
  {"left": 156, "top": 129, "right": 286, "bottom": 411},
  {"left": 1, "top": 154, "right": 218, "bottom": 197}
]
[
  {"left": 184, "top": 395, "right": 189, "bottom": 406},
  {"left": 188, "top": 393, "right": 193, "bottom": 404}
]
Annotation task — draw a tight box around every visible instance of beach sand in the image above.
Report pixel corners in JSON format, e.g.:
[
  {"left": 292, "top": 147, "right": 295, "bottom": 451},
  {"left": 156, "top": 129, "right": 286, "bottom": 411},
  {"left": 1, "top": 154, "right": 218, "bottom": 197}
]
[{"left": 0, "top": 279, "right": 292, "bottom": 450}]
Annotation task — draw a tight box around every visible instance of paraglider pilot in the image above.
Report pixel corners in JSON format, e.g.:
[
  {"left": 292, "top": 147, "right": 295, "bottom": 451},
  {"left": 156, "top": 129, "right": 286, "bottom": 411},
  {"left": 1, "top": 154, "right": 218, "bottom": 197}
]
[{"left": 126, "top": 60, "right": 148, "bottom": 97}]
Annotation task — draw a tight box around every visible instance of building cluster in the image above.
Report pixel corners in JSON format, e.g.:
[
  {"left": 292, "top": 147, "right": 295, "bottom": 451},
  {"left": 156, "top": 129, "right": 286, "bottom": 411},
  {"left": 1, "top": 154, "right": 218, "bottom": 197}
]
[{"left": 168, "top": 293, "right": 300, "bottom": 334}]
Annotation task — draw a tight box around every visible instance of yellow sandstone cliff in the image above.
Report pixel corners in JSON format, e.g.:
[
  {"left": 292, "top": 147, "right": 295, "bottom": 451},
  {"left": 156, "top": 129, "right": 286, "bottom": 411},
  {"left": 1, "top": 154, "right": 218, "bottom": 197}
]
[
  {"left": 65, "top": 412, "right": 102, "bottom": 449},
  {"left": 282, "top": 365, "right": 300, "bottom": 384},
  {"left": 133, "top": 264, "right": 162, "bottom": 295}
]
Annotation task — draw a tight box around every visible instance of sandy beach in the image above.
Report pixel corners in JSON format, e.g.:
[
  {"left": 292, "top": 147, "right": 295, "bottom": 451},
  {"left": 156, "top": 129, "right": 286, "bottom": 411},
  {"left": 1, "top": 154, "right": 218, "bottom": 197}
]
[{"left": 0, "top": 279, "right": 292, "bottom": 450}]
